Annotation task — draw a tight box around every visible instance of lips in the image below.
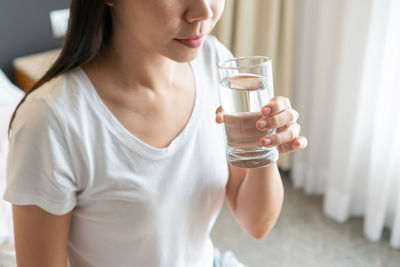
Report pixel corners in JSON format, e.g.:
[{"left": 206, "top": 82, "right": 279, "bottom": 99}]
[{"left": 174, "top": 35, "right": 205, "bottom": 48}]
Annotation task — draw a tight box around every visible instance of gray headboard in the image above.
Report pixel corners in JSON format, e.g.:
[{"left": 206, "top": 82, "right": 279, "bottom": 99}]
[{"left": 0, "top": 0, "right": 70, "bottom": 81}]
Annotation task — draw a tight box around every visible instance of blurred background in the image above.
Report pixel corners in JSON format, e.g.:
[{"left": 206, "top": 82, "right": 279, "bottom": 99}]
[{"left": 1, "top": 0, "right": 399, "bottom": 266}]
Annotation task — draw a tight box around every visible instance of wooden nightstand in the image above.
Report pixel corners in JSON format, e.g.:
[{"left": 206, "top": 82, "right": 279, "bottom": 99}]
[{"left": 13, "top": 49, "right": 61, "bottom": 92}]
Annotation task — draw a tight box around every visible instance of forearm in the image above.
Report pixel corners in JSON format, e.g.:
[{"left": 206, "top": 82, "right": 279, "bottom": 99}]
[{"left": 234, "top": 163, "right": 284, "bottom": 239}]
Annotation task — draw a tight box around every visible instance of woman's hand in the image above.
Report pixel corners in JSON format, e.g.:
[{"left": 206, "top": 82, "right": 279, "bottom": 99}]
[{"left": 215, "top": 96, "right": 307, "bottom": 154}]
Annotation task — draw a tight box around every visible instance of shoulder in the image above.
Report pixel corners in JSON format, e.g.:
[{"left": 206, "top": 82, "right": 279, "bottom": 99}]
[
  {"left": 10, "top": 69, "right": 87, "bottom": 139},
  {"left": 10, "top": 91, "right": 64, "bottom": 144}
]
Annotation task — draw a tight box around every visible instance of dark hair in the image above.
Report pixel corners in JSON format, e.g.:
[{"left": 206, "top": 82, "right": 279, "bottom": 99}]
[{"left": 8, "top": 0, "right": 113, "bottom": 134}]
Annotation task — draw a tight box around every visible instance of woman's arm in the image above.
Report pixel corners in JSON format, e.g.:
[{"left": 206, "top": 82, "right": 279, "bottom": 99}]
[
  {"left": 225, "top": 163, "right": 283, "bottom": 240},
  {"left": 218, "top": 96, "right": 307, "bottom": 239},
  {"left": 12, "top": 205, "right": 72, "bottom": 267}
]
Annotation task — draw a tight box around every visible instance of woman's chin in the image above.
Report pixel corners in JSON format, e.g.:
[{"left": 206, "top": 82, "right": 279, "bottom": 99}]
[
  {"left": 170, "top": 48, "right": 201, "bottom": 63},
  {"left": 166, "top": 45, "right": 203, "bottom": 63}
]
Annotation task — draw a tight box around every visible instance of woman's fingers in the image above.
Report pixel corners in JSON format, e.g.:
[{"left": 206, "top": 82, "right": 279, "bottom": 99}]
[
  {"left": 261, "top": 96, "right": 292, "bottom": 116},
  {"left": 257, "top": 108, "right": 298, "bottom": 130},
  {"left": 215, "top": 106, "right": 223, "bottom": 115},
  {"left": 215, "top": 106, "right": 224, "bottom": 124},
  {"left": 278, "top": 136, "right": 308, "bottom": 154},
  {"left": 260, "top": 123, "right": 301, "bottom": 147},
  {"left": 216, "top": 113, "right": 224, "bottom": 124},
  {"left": 215, "top": 97, "right": 307, "bottom": 154}
]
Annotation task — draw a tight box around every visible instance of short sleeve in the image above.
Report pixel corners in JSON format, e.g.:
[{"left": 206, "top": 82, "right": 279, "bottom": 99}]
[{"left": 3, "top": 96, "right": 77, "bottom": 215}]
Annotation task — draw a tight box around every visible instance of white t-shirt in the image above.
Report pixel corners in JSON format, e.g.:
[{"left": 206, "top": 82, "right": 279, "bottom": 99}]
[{"left": 3, "top": 36, "right": 235, "bottom": 267}]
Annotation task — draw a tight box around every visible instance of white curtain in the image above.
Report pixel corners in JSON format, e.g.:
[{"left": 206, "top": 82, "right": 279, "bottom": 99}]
[{"left": 292, "top": 0, "right": 400, "bottom": 248}]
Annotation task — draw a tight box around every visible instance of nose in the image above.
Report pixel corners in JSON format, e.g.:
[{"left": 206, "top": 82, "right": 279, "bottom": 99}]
[{"left": 185, "top": 0, "right": 214, "bottom": 23}]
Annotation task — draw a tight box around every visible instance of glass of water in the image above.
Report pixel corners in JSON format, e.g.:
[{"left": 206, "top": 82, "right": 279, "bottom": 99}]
[{"left": 217, "top": 56, "right": 279, "bottom": 168}]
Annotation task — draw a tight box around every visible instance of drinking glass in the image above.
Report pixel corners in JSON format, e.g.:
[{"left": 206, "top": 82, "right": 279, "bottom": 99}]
[{"left": 217, "top": 56, "right": 279, "bottom": 168}]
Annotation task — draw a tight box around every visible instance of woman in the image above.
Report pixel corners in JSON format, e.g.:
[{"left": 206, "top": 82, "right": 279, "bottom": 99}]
[{"left": 4, "top": 0, "right": 307, "bottom": 266}]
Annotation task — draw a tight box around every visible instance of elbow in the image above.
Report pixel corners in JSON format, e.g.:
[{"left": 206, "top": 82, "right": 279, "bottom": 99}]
[
  {"left": 251, "top": 226, "right": 272, "bottom": 240},
  {"left": 238, "top": 209, "right": 282, "bottom": 240},
  {"left": 248, "top": 219, "right": 277, "bottom": 240},
  {"left": 253, "top": 232, "right": 268, "bottom": 240}
]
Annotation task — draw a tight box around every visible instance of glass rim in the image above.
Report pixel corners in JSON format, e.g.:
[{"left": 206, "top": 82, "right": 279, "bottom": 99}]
[{"left": 217, "top": 56, "right": 272, "bottom": 70}]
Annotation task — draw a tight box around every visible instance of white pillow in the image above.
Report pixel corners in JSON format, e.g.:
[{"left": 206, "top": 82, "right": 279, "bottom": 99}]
[
  {"left": 0, "top": 70, "right": 24, "bottom": 267},
  {"left": 0, "top": 70, "right": 24, "bottom": 105}
]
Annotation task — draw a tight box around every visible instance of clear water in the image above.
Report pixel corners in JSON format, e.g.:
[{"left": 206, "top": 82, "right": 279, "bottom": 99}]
[{"left": 219, "top": 74, "right": 278, "bottom": 168}]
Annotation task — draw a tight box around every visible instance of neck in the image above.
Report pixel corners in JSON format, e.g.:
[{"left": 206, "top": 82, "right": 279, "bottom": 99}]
[{"left": 93, "top": 35, "right": 185, "bottom": 94}]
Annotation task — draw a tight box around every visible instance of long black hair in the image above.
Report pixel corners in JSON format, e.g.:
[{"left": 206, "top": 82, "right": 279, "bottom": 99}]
[{"left": 8, "top": 0, "right": 113, "bottom": 133}]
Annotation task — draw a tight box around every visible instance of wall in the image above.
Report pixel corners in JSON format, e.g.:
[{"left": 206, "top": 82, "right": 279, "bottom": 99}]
[{"left": 0, "top": 0, "right": 70, "bottom": 80}]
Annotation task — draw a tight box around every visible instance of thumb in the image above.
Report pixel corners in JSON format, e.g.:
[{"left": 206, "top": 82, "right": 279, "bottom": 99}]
[{"left": 215, "top": 106, "right": 224, "bottom": 124}]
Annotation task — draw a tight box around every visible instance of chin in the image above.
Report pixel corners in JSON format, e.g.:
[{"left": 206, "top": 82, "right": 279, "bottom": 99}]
[
  {"left": 173, "top": 53, "right": 200, "bottom": 63},
  {"left": 166, "top": 44, "right": 203, "bottom": 63}
]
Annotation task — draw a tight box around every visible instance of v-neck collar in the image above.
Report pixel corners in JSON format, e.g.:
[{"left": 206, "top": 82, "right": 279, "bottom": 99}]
[{"left": 75, "top": 59, "right": 203, "bottom": 159}]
